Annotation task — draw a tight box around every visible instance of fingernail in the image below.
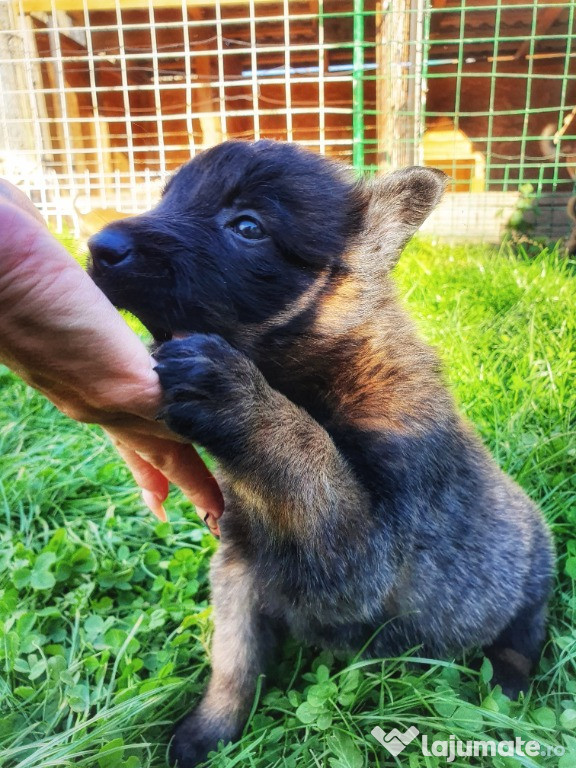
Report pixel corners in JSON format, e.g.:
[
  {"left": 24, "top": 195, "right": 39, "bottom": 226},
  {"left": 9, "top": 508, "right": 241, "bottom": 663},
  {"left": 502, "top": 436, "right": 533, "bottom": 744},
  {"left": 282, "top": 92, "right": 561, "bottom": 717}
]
[
  {"left": 142, "top": 489, "right": 168, "bottom": 522},
  {"left": 199, "top": 488, "right": 224, "bottom": 519},
  {"left": 197, "top": 507, "right": 221, "bottom": 538}
]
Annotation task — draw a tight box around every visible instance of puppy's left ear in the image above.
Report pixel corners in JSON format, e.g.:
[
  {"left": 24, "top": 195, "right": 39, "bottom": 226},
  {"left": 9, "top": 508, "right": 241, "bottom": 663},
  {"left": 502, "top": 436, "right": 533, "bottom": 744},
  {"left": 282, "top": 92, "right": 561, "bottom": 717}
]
[{"left": 356, "top": 166, "right": 447, "bottom": 273}]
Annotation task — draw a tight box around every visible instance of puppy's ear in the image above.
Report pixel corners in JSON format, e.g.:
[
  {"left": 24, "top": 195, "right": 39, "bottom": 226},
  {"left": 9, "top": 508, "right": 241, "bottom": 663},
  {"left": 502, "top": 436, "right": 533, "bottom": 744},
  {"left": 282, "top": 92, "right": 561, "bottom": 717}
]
[{"left": 356, "top": 166, "right": 447, "bottom": 273}]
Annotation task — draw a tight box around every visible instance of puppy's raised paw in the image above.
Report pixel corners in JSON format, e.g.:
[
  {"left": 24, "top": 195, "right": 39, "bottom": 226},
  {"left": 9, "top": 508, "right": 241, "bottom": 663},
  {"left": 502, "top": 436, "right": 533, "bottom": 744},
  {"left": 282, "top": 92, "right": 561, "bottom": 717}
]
[
  {"left": 154, "top": 334, "right": 243, "bottom": 401},
  {"left": 154, "top": 333, "right": 268, "bottom": 456}
]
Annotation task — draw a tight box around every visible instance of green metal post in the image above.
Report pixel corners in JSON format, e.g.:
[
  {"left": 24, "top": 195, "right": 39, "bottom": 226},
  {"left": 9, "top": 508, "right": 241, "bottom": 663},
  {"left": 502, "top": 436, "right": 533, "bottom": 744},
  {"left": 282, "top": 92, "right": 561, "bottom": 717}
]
[{"left": 352, "top": 0, "right": 365, "bottom": 171}]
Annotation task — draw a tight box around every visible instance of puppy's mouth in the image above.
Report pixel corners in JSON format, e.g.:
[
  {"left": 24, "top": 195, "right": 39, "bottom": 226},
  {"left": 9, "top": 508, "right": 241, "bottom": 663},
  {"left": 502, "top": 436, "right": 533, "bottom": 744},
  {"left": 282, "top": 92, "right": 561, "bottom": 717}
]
[
  {"left": 148, "top": 326, "right": 190, "bottom": 350},
  {"left": 149, "top": 326, "right": 173, "bottom": 345}
]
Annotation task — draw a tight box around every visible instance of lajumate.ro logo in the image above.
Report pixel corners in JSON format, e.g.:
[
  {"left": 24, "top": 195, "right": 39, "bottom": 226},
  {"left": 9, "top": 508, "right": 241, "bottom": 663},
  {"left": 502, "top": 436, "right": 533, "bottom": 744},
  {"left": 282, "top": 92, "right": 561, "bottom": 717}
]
[{"left": 370, "top": 724, "right": 565, "bottom": 762}]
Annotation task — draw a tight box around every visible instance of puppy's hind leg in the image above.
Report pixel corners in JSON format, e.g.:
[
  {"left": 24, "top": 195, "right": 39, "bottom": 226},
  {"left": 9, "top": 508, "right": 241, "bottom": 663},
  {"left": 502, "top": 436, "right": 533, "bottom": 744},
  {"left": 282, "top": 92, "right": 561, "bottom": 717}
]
[
  {"left": 483, "top": 599, "right": 548, "bottom": 699},
  {"left": 483, "top": 518, "right": 553, "bottom": 700},
  {"left": 170, "top": 548, "right": 274, "bottom": 768}
]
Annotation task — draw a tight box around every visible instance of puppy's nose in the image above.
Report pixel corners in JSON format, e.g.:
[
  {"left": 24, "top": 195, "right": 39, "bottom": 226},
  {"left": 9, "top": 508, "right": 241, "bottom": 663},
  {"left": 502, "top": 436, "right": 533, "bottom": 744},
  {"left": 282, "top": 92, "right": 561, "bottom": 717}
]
[{"left": 88, "top": 228, "right": 134, "bottom": 267}]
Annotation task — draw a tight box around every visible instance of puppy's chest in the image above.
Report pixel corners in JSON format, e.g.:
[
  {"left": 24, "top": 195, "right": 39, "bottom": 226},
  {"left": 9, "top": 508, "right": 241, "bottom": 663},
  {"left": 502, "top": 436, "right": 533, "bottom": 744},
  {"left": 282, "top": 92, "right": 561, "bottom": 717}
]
[
  {"left": 220, "top": 484, "right": 394, "bottom": 636},
  {"left": 253, "top": 553, "right": 385, "bottom": 649}
]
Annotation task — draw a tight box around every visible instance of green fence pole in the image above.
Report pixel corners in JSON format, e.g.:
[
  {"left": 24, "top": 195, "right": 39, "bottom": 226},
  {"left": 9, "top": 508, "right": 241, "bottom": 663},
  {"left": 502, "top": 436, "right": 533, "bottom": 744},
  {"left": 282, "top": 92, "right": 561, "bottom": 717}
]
[{"left": 352, "top": 0, "right": 365, "bottom": 171}]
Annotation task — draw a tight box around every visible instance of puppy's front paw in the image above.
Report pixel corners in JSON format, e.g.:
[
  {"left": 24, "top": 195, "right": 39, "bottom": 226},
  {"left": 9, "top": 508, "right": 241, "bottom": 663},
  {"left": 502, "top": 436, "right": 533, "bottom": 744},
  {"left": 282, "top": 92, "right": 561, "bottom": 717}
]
[
  {"left": 154, "top": 333, "right": 244, "bottom": 401},
  {"left": 154, "top": 334, "right": 265, "bottom": 454},
  {"left": 169, "top": 709, "right": 238, "bottom": 768}
]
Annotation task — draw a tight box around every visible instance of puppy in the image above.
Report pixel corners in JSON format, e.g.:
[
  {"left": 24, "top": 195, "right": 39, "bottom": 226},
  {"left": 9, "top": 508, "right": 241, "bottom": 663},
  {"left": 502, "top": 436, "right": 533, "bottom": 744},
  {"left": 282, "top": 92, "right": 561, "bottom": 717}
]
[{"left": 89, "top": 140, "right": 553, "bottom": 768}]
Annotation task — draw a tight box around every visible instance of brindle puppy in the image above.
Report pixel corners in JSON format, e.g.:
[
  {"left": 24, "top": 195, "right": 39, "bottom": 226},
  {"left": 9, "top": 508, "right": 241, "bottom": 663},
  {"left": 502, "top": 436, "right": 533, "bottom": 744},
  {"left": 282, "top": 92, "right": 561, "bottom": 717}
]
[{"left": 88, "top": 140, "right": 553, "bottom": 768}]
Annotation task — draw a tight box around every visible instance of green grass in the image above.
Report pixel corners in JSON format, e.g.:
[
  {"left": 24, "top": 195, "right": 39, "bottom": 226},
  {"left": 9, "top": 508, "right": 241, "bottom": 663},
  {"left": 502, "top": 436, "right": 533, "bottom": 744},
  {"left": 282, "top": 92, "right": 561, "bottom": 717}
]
[{"left": 1, "top": 239, "right": 575, "bottom": 768}]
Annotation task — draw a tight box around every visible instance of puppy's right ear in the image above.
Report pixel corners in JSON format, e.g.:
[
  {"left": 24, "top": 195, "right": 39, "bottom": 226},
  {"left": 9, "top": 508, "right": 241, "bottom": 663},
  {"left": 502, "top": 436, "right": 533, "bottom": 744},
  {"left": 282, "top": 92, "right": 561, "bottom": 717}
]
[{"left": 356, "top": 166, "right": 447, "bottom": 274}]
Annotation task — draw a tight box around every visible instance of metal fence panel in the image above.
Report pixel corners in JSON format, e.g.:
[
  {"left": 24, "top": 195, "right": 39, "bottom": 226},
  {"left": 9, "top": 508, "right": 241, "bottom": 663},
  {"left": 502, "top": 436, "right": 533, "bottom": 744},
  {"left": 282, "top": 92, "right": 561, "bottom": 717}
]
[{"left": 0, "top": 0, "right": 574, "bottom": 241}]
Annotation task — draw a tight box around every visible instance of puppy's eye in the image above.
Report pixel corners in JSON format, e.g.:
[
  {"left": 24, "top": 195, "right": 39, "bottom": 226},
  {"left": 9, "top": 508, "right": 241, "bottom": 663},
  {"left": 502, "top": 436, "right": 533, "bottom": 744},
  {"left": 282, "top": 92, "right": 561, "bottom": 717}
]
[{"left": 230, "top": 216, "right": 267, "bottom": 241}]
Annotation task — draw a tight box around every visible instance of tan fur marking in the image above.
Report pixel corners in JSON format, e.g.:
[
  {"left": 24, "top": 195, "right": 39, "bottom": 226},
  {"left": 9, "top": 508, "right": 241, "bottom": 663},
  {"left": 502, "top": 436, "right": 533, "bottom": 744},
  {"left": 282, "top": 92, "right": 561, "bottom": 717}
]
[
  {"left": 260, "top": 268, "right": 331, "bottom": 333},
  {"left": 228, "top": 409, "right": 369, "bottom": 542},
  {"left": 198, "top": 554, "right": 259, "bottom": 723},
  {"left": 314, "top": 276, "right": 364, "bottom": 334},
  {"left": 309, "top": 265, "right": 454, "bottom": 434}
]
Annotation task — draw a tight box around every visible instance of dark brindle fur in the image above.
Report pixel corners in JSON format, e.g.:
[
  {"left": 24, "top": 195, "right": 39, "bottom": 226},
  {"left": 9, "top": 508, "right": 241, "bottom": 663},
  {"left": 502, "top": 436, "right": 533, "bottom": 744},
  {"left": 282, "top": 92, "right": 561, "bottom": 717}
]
[{"left": 89, "top": 140, "right": 554, "bottom": 768}]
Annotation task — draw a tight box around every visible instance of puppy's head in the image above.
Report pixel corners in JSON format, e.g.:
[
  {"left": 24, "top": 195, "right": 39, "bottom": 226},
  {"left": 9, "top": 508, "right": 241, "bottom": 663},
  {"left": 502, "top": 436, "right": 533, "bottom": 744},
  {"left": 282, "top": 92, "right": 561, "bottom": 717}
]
[{"left": 89, "top": 140, "right": 445, "bottom": 345}]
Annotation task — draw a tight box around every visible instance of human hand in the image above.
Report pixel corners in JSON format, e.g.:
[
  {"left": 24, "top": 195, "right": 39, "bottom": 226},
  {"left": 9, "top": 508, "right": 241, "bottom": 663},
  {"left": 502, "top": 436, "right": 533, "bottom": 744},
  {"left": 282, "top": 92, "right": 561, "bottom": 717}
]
[
  {"left": 108, "top": 429, "right": 222, "bottom": 535},
  {"left": 0, "top": 180, "right": 223, "bottom": 534}
]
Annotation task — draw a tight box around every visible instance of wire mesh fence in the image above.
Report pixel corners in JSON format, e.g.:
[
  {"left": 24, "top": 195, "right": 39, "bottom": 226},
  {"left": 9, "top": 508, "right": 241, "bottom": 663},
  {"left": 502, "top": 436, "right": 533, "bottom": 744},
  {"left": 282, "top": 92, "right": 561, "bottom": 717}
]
[{"left": 0, "top": 0, "right": 574, "bottom": 242}]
